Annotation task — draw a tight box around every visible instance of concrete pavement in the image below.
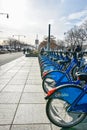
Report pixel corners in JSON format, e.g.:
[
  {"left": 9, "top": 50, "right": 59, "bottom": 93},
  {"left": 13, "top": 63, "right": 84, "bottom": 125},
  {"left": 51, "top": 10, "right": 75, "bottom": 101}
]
[{"left": 0, "top": 56, "right": 87, "bottom": 130}]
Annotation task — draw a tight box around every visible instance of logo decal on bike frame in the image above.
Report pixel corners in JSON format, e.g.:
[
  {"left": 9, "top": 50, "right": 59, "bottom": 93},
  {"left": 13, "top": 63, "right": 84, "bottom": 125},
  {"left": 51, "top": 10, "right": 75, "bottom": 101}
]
[{"left": 55, "top": 92, "right": 69, "bottom": 98}]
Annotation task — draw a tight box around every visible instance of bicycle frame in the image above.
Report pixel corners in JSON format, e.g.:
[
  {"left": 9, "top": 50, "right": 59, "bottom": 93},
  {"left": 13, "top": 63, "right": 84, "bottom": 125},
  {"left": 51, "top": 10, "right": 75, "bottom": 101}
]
[
  {"left": 45, "top": 83, "right": 87, "bottom": 113},
  {"left": 41, "top": 52, "right": 70, "bottom": 70},
  {"left": 43, "top": 55, "right": 81, "bottom": 86},
  {"left": 40, "top": 52, "right": 71, "bottom": 78},
  {"left": 68, "top": 83, "right": 87, "bottom": 113}
]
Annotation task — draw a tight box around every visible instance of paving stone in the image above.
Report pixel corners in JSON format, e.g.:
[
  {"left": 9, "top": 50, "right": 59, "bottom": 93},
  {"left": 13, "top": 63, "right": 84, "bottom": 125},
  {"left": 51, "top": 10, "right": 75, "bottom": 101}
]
[
  {"left": 8, "top": 79, "right": 26, "bottom": 85},
  {"left": 0, "top": 75, "right": 14, "bottom": 79},
  {"left": 0, "top": 77, "right": 11, "bottom": 80},
  {"left": 28, "top": 76, "right": 42, "bottom": 80},
  {"left": 26, "top": 80, "right": 42, "bottom": 85},
  {"left": 13, "top": 75, "right": 28, "bottom": 79},
  {"left": 0, "top": 79, "right": 10, "bottom": 85},
  {"left": 29, "top": 73, "right": 41, "bottom": 77},
  {"left": 0, "top": 125, "right": 10, "bottom": 130},
  {"left": 51, "top": 124, "right": 61, "bottom": 130},
  {"left": 11, "top": 124, "right": 51, "bottom": 130},
  {"left": 4, "top": 72, "right": 17, "bottom": 76},
  {"left": 0, "top": 92, "right": 21, "bottom": 103},
  {"left": 24, "top": 85, "right": 43, "bottom": 92},
  {"left": 0, "top": 85, "right": 6, "bottom": 91},
  {"left": 13, "top": 104, "right": 49, "bottom": 124},
  {"left": 0, "top": 104, "right": 17, "bottom": 124},
  {"left": 20, "top": 93, "right": 45, "bottom": 103},
  {"left": 3, "top": 85, "right": 24, "bottom": 92},
  {"left": 7, "top": 70, "right": 18, "bottom": 73}
]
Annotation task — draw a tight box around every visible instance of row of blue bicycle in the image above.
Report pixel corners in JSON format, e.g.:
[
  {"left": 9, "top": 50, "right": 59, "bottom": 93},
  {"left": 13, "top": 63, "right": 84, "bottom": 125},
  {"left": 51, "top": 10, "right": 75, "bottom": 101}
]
[{"left": 38, "top": 50, "right": 87, "bottom": 128}]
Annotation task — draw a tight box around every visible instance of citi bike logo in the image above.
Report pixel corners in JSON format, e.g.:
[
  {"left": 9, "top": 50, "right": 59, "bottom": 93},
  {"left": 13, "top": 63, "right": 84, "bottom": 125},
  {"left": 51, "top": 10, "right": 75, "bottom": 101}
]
[{"left": 55, "top": 92, "right": 69, "bottom": 97}]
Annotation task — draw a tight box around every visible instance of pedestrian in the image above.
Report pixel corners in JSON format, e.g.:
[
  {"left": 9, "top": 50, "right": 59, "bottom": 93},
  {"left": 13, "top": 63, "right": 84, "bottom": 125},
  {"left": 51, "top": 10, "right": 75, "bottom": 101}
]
[
  {"left": 75, "top": 45, "right": 82, "bottom": 52},
  {"left": 23, "top": 48, "right": 26, "bottom": 54},
  {"left": 40, "top": 48, "right": 44, "bottom": 55}
]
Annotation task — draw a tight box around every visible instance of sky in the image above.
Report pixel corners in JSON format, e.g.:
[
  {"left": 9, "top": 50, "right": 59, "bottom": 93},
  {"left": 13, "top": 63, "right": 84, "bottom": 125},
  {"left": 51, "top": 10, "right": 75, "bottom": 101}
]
[{"left": 0, "top": 0, "right": 87, "bottom": 45}]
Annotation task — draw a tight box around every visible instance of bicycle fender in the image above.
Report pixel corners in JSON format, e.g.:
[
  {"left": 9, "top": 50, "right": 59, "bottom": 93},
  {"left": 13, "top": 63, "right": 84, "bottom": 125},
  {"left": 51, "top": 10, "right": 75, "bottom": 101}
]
[
  {"left": 45, "top": 84, "right": 83, "bottom": 105},
  {"left": 43, "top": 70, "right": 69, "bottom": 82}
]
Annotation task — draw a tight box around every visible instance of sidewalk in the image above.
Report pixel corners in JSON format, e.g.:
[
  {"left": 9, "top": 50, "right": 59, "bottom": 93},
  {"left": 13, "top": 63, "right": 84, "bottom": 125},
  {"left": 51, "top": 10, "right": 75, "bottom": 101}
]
[{"left": 0, "top": 56, "right": 87, "bottom": 130}]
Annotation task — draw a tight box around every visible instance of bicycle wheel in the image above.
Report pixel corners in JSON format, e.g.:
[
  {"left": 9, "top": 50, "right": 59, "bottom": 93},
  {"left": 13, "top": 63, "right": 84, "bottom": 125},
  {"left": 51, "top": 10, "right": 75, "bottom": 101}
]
[
  {"left": 42, "top": 71, "right": 70, "bottom": 93},
  {"left": 71, "top": 64, "right": 87, "bottom": 80},
  {"left": 71, "top": 65, "right": 79, "bottom": 80},
  {"left": 78, "top": 63, "right": 87, "bottom": 73},
  {"left": 46, "top": 98, "right": 86, "bottom": 128},
  {"left": 42, "top": 77, "right": 56, "bottom": 93}
]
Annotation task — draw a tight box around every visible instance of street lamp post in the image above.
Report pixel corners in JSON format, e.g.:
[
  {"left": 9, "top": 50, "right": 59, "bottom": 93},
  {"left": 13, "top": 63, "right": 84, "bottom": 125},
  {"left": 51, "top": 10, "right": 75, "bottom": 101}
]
[
  {"left": 48, "top": 24, "right": 51, "bottom": 51},
  {"left": 0, "top": 13, "right": 9, "bottom": 18},
  {"left": 12, "top": 35, "right": 26, "bottom": 50}
]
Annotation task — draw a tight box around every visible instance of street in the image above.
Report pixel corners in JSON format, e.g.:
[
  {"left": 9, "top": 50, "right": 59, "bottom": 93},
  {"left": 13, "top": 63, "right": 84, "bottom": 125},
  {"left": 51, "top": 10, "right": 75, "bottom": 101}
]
[{"left": 0, "top": 52, "right": 24, "bottom": 66}]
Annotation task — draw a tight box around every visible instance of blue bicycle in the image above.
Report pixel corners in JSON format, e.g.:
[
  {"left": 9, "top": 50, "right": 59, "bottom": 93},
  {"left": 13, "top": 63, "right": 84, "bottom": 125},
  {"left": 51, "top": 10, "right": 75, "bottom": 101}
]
[
  {"left": 45, "top": 72, "right": 87, "bottom": 128},
  {"left": 39, "top": 51, "right": 71, "bottom": 78},
  {"left": 42, "top": 52, "right": 86, "bottom": 93}
]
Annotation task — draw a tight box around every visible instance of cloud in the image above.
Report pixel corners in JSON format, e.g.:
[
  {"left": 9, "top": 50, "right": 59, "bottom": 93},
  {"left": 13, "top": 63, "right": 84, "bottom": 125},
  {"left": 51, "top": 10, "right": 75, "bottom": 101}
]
[
  {"left": 59, "top": 9, "right": 87, "bottom": 27},
  {"left": 76, "top": 16, "right": 87, "bottom": 26},
  {"left": 68, "top": 9, "right": 87, "bottom": 20},
  {"left": 60, "top": 0, "right": 65, "bottom": 3},
  {"left": 48, "top": 19, "right": 55, "bottom": 25},
  {"left": 54, "top": 9, "right": 87, "bottom": 40},
  {"left": 59, "top": 16, "right": 66, "bottom": 21},
  {"left": 65, "top": 22, "right": 72, "bottom": 25}
]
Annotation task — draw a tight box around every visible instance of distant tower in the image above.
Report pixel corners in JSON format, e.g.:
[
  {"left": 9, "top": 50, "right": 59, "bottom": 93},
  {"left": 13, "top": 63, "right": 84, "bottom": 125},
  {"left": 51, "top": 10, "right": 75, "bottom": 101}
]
[{"left": 35, "top": 34, "right": 39, "bottom": 50}]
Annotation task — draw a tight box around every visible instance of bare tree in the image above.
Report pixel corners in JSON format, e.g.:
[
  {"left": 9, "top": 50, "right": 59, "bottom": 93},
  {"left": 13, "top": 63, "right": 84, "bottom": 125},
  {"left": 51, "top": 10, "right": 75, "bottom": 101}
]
[
  {"left": 39, "top": 35, "right": 57, "bottom": 50},
  {"left": 64, "top": 25, "right": 87, "bottom": 50},
  {"left": 80, "top": 20, "right": 87, "bottom": 39},
  {"left": 56, "top": 40, "right": 65, "bottom": 50}
]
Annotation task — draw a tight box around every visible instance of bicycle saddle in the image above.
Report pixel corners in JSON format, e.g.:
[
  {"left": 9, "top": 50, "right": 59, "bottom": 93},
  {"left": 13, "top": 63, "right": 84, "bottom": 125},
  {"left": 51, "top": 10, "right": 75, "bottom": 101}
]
[
  {"left": 57, "top": 60, "right": 70, "bottom": 64},
  {"left": 76, "top": 72, "right": 87, "bottom": 82}
]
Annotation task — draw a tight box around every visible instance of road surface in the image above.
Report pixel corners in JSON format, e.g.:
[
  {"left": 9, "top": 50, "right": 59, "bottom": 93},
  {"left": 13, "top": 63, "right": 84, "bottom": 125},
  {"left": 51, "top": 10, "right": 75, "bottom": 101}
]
[{"left": 0, "top": 52, "right": 24, "bottom": 66}]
